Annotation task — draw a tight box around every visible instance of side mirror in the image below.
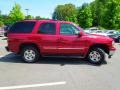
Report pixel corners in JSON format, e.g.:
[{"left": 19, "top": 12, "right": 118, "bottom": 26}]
[{"left": 77, "top": 31, "right": 83, "bottom": 37}]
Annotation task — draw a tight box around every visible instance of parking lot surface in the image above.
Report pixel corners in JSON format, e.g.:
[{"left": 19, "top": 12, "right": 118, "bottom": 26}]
[{"left": 0, "top": 36, "right": 120, "bottom": 90}]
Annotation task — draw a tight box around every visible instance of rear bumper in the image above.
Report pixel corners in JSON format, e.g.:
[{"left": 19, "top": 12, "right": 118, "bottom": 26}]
[{"left": 5, "top": 46, "right": 9, "bottom": 52}]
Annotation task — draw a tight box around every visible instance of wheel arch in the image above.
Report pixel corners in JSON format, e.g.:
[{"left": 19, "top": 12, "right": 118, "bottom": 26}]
[
  {"left": 89, "top": 44, "right": 109, "bottom": 54},
  {"left": 19, "top": 43, "right": 41, "bottom": 54}
]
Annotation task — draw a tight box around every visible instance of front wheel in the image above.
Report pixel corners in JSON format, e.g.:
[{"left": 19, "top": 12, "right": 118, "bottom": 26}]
[{"left": 87, "top": 48, "right": 105, "bottom": 65}]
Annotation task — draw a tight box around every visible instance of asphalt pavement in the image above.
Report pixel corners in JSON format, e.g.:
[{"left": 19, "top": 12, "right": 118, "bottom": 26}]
[{"left": 0, "top": 36, "right": 120, "bottom": 90}]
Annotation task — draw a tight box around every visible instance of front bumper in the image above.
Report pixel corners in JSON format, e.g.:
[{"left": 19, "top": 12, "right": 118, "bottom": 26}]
[{"left": 108, "top": 47, "right": 116, "bottom": 58}]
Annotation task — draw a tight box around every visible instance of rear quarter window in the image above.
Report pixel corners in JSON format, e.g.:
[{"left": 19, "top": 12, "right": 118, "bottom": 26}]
[
  {"left": 38, "top": 22, "right": 56, "bottom": 34},
  {"left": 9, "top": 22, "right": 35, "bottom": 33}
]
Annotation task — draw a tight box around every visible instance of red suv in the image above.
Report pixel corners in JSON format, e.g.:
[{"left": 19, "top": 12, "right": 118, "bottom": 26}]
[{"left": 6, "top": 20, "right": 116, "bottom": 65}]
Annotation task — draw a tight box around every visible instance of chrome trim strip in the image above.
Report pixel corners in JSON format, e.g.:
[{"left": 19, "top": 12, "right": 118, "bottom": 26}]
[
  {"left": 44, "top": 55, "right": 85, "bottom": 58},
  {"left": 44, "top": 47, "right": 84, "bottom": 50},
  {"left": 58, "top": 48, "right": 84, "bottom": 50},
  {"left": 43, "top": 47, "right": 57, "bottom": 50}
]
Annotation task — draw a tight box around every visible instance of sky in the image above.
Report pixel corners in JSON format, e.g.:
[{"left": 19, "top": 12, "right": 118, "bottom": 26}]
[{"left": 0, "top": 0, "right": 94, "bottom": 18}]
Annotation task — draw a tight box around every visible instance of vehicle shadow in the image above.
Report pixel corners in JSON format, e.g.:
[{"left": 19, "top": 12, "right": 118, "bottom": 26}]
[{"left": 0, "top": 53, "right": 107, "bottom": 66}]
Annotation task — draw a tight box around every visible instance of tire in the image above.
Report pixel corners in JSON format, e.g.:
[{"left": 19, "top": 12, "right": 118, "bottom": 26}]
[
  {"left": 21, "top": 46, "right": 40, "bottom": 63},
  {"left": 87, "top": 48, "right": 105, "bottom": 65}
]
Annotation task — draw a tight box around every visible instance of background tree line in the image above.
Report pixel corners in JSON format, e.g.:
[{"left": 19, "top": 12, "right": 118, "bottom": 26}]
[
  {"left": 0, "top": 3, "right": 48, "bottom": 27},
  {"left": 52, "top": 0, "right": 120, "bottom": 30},
  {"left": 0, "top": 0, "right": 120, "bottom": 31}
]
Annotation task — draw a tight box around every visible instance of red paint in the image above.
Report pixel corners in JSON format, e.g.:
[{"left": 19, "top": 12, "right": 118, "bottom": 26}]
[{"left": 7, "top": 20, "right": 116, "bottom": 58}]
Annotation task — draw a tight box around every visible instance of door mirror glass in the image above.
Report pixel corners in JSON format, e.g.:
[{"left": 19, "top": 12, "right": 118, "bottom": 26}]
[{"left": 77, "top": 31, "right": 83, "bottom": 37}]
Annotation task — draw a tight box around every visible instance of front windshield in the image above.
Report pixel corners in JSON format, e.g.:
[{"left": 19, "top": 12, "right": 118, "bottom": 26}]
[{"left": 72, "top": 23, "right": 84, "bottom": 32}]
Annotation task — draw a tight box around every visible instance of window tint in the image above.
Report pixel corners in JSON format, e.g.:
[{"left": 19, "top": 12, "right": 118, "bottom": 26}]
[
  {"left": 60, "top": 24, "right": 79, "bottom": 35},
  {"left": 10, "top": 22, "right": 35, "bottom": 33},
  {"left": 38, "top": 23, "right": 56, "bottom": 34}
]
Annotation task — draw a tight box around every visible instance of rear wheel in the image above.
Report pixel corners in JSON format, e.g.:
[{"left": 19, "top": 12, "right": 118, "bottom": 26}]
[
  {"left": 87, "top": 48, "right": 105, "bottom": 65},
  {"left": 21, "top": 46, "right": 40, "bottom": 63}
]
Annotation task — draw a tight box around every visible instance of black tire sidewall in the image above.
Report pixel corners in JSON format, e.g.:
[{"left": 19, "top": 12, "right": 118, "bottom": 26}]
[
  {"left": 21, "top": 46, "right": 40, "bottom": 63},
  {"left": 87, "top": 48, "right": 105, "bottom": 65}
]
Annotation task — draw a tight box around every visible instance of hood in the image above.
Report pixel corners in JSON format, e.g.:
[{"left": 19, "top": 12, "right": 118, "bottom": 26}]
[{"left": 84, "top": 34, "right": 113, "bottom": 43}]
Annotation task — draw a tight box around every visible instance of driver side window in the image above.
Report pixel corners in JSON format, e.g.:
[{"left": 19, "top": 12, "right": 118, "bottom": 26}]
[{"left": 60, "top": 23, "right": 79, "bottom": 35}]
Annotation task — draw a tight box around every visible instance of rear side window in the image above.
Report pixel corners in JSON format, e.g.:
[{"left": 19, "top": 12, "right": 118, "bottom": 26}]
[
  {"left": 9, "top": 22, "right": 35, "bottom": 33},
  {"left": 38, "top": 23, "right": 56, "bottom": 34}
]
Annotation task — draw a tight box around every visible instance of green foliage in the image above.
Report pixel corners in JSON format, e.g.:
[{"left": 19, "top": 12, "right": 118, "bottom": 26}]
[
  {"left": 35, "top": 16, "right": 41, "bottom": 20},
  {"left": 98, "top": 26, "right": 105, "bottom": 30},
  {"left": 52, "top": 3, "right": 78, "bottom": 23},
  {"left": 101, "top": 0, "right": 120, "bottom": 30},
  {"left": 0, "top": 14, "right": 3, "bottom": 27},
  {"left": 35, "top": 16, "right": 49, "bottom": 20},
  {"left": 77, "top": 3, "right": 93, "bottom": 28},
  {"left": 66, "top": 14, "right": 78, "bottom": 24},
  {"left": 90, "top": 0, "right": 106, "bottom": 26},
  {"left": 25, "top": 15, "right": 34, "bottom": 19},
  {"left": 90, "top": 0, "right": 120, "bottom": 30},
  {"left": 0, "top": 14, "right": 10, "bottom": 26},
  {"left": 1, "top": 0, "right": 120, "bottom": 30},
  {"left": 9, "top": 3, "right": 25, "bottom": 23},
  {"left": 52, "top": 1, "right": 120, "bottom": 29},
  {"left": 0, "top": 13, "right": 3, "bottom": 22},
  {"left": 1, "top": 15, "right": 13, "bottom": 25},
  {"left": 0, "top": 21, "right": 4, "bottom": 27}
]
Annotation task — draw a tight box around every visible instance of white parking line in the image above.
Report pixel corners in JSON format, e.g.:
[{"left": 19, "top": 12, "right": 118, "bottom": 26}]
[
  {"left": 0, "top": 56, "right": 3, "bottom": 58},
  {"left": 0, "top": 81, "right": 66, "bottom": 90},
  {"left": 0, "top": 55, "right": 4, "bottom": 58}
]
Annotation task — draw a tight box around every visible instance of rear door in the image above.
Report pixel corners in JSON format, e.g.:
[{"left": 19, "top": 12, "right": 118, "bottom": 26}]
[
  {"left": 8, "top": 21, "right": 36, "bottom": 53},
  {"left": 36, "top": 21, "right": 59, "bottom": 55}
]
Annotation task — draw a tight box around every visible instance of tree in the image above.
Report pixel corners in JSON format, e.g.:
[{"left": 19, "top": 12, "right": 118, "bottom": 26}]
[
  {"left": 101, "top": 0, "right": 120, "bottom": 29},
  {"left": 52, "top": 4, "right": 78, "bottom": 23},
  {"left": 0, "top": 21, "right": 3, "bottom": 27},
  {"left": 35, "top": 16, "right": 41, "bottom": 20},
  {"left": 0, "top": 11, "right": 3, "bottom": 23},
  {"left": 66, "top": 14, "right": 78, "bottom": 24},
  {"left": 0, "top": 13, "right": 6, "bottom": 26},
  {"left": 77, "top": 3, "right": 93, "bottom": 28},
  {"left": 0, "top": 15, "right": 13, "bottom": 25},
  {"left": 90, "top": 0, "right": 106, "bottom": 27},
  {"left": 25, "top": 15, "right": 34, "bottom": 19},
  {"left": 89, "top": 0, "right": 120, "bottom": 30},
  {"left": 9, "top": 3, "right": 25, "bottom": 24},
  {"left": 35, "top": 16, "right": 49, "bottom": 20}
]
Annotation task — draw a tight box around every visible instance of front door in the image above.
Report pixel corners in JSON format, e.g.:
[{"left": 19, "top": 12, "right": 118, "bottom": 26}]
[{"left": 58, "top": 23, "right": 86, "bottom": 56}]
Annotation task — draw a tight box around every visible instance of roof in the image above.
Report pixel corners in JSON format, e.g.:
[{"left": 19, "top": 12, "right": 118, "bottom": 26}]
[{"left": 21, "top": 19, "right": 72, "bottom": 24}]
